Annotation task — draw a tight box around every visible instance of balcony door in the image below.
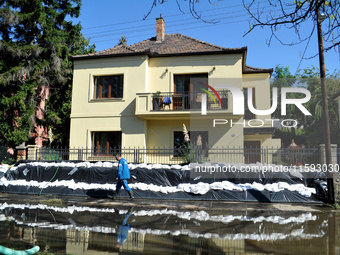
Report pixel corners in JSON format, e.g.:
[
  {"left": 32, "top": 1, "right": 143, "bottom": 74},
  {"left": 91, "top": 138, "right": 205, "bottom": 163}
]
[{"left": 174, "top": 74, "right": 208, "bottom": 110}]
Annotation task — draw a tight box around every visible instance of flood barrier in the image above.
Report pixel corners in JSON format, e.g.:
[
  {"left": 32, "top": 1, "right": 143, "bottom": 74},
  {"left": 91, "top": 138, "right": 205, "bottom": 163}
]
[{"left": 0, "top": 161, "right": 326, "bottom": 203}]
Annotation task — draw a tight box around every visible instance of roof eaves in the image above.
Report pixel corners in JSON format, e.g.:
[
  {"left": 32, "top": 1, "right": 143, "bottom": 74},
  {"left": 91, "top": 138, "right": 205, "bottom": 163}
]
[
  {"left": 243, "top": 65, "right": 273, "bottom": 75},
  {"left": 148, "top": 47, "right": 247, "bottom": 58},
  {"left": 69, "top": 51, "right": 150, "bottom": 60},
  {"left": 70, "top": 47, "right": 248, "bottom": 60}
]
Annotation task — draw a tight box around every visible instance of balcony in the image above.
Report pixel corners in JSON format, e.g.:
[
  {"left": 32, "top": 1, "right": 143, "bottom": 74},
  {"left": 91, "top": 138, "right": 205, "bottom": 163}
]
[{"left": 135, "top": 91, "right": 233, "bottom": 119}]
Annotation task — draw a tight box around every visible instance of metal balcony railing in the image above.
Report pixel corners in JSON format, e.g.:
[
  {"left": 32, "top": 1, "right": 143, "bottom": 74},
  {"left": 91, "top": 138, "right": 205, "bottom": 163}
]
[{"left": 151, "top": 91, "right": 229, "bottom": 111}]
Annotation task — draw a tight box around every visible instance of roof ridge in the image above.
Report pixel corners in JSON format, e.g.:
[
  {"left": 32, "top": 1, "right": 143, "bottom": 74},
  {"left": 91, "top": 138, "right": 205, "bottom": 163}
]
[
  {"left": 168, "top": 33, "right": 228, "bottom": 50},
  {"left": 129, "top": 37, "right": 156, "bottom": 50},
  {"left": 97, "top": 44, "right": 135, "bottom": 54}
]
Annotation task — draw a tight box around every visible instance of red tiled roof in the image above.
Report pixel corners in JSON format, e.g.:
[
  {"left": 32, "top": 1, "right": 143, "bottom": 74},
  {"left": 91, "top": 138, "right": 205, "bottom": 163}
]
[
  {"left": 71, "top": 33, "right": 247, "bottom": 59},
  {"left": 71, "top": 33, "right": 272, "bottom": 74}
]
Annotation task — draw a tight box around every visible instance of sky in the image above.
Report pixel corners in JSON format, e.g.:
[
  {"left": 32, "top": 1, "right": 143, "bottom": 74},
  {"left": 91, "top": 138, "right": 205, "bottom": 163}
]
[{"left": 75, "top": 0, "right": 339, "bottom": 76}]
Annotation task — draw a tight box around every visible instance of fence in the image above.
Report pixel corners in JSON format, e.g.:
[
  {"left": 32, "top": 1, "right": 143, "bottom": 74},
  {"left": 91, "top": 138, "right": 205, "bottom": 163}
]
[{"left": 27, "top": 146, "right": 322, "bottom": 166}]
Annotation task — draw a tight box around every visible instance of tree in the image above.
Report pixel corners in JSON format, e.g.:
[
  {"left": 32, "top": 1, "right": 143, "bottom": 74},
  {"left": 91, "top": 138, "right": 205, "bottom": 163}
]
[
  {"left": 297, "top": 67, "right": 340, "bottom": 146},
  {"left": 270, "top": 66, "right": 305, "bottom": 146},
  {"left": 271, "top": 66, "right": 340, "bottom": 147},
  {"left": 242, "top": 0, "right": 339, "bottom": 202},
  {"left": 242, "top": 0, "right": 340, "bottom": 54},
  {"left": 145, "top": 0, "right": 220, "bottom": 22},
  {"left": 0, "top": 0, "right": 95, "bottom": 149},
  {"left": 118, "top": 35, "right": 127, "bottom": 46},
  {"left": 271, "top": 65, "right": 297, "bottom": 120}
]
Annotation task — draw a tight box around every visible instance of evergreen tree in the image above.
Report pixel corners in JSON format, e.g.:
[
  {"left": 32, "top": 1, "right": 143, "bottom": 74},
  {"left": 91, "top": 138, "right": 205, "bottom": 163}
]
[{"left": 0, "top": 0, "right": 95, "bottom": 149}]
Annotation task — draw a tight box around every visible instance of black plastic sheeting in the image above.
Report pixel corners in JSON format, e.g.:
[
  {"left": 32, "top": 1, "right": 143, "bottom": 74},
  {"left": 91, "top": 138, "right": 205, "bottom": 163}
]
[{"left": 0, "top": 161, "right": 326, "bottom": 203}]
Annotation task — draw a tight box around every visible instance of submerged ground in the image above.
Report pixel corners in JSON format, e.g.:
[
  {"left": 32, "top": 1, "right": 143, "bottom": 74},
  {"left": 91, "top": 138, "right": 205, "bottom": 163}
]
[{"left": 0, "top": 192, "right": 338, "bottom": 255}]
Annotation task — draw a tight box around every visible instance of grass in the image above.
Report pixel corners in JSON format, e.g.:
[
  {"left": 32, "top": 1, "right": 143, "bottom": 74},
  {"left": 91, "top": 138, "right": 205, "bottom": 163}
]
[
  {"left": 38, "top": 198, "right": 63, "bottom": 206},
  {"left": 331, "top": 203, "right": 340, "bottom": 210}
]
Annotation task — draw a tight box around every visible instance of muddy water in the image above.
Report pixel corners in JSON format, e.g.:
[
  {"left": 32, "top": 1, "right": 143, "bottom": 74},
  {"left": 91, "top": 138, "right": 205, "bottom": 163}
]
[{"left": 0, "top": 201, "right": 338, "bottom": 255}]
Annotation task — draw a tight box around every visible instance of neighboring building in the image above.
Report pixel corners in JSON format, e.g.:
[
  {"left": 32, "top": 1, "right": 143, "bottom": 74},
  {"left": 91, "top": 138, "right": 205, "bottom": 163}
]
[{"left": 69, "top": 17, "right": 280, "bottom": 163}]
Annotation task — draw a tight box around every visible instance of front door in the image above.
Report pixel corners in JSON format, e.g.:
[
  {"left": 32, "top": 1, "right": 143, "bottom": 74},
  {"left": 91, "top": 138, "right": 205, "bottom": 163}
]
[{"left": 244, "top": 141, "right": 261, "bottom": 164}]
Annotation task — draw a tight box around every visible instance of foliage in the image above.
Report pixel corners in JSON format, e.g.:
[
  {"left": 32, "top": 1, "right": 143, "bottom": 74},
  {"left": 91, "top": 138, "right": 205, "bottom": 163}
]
[
  {"left": 180, "top": 141, "right": 191, "bottom": 164},
  {"left": 271, "top": 65, "right": 298, "bottom": 121},
  {"left": 271, "top": 65, "right": 340, "bottom": 147},
  {"left": 0, "top": 146, "right": 13, "bottom": 164},
  {"left": 331, "top": 203, "right": 340, "bottom": 210},
  {"left": 0, "top": 0, "right": 95, "bottom": 149},
  {"left": 297, "top": 67, "right": 340, "bottom": 146},
  {"left": 152, "top": 90, "right": 162, "bottom": 99},
  {"left": 118, "top": 35, "right": 127, "bottom": 45},
  {"left": 39, "top": 198, "right": 63, "bottom": 205},
  {"left": 41, "top": 148, "right": 62, "bottom": 161}
]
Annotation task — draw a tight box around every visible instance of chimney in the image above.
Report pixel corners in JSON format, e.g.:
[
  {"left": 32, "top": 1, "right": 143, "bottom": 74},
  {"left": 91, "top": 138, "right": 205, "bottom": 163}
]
[{"left": 156, "top": 16, "right": 165, "bottom": 42}]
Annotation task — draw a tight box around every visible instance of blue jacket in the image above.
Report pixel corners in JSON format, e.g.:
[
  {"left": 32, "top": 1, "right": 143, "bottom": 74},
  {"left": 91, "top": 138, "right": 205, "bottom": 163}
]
[
  {"left": 117, "top": 214, "right": 130, "bottom": 247},
  {"left": 117, "top": 158, "right": 130, "bottom": 180}
]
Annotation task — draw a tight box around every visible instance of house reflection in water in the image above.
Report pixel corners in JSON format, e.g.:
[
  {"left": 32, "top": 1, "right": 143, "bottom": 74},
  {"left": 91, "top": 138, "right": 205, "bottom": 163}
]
[{"left": 0, "top": 203, "right": 338, "bottom": 254}]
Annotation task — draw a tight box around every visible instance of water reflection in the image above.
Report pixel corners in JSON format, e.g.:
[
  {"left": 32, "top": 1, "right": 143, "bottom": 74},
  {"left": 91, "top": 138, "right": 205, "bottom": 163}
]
[
  {"left": 116, "top": 207, "right": 132, "bottom": 249},
  {"left": 0, "top": 202, "right": 338, "bottom": 254}
]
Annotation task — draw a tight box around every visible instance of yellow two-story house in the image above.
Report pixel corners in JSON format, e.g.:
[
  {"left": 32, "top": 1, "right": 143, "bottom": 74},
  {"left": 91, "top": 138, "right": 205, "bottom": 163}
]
[{"left": 70, "top": 17, "right": 280, "bottom": 163}]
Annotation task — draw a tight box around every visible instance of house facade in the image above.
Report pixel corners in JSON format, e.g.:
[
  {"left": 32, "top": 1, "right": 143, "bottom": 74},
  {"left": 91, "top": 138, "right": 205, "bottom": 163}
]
[{"left": 69, "top": 17, "right": 280, "bottom": 163}]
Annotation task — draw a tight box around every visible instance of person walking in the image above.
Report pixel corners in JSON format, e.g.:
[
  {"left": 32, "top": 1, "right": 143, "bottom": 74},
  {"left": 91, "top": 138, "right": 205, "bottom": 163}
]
[{"left": 114, "top": 153, "right": 134, "bottom": 200}]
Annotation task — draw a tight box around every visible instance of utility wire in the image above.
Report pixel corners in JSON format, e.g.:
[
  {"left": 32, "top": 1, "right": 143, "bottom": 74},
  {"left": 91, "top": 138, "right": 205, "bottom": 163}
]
[
  {"left": 93, "top": 18, "right": 250, "bottom": 44},
  {"left": 83, "top": 5, "right": 294, "bottom": 38},
  {"left": 81, "top": 1, "right": 270, "bottom": 30},
  {"left": 295, "top": 25, "right": 316, "bottom": 75},
  {"left": 87, "top": 13, "right": 249, "bottom": 39},
  {"left": 86, "top": 6, "right": 295, "bottom": 43}
]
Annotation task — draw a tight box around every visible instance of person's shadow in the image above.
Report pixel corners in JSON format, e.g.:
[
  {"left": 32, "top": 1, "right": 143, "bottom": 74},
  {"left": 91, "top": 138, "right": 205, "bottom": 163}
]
[
  {"left": 86, "top": 189, "right": 115, "bottom": 198},
  {"left": 115, "top": 207, "right": 133, "bottom": 249}
]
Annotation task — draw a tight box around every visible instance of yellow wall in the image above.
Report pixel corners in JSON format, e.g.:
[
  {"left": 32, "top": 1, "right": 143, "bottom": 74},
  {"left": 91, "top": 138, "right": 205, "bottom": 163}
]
[
  {"left": 146, "top": 119, "right": 190, "bottom": 148},
  {"left": 70, "top": 52, "right": 275, "bottom": 152},
  {"left": 148, "top": 54, "right": 243, "bottom": 93},
  {"left": 146, "top": 117, "right": 244, "bottom": 148},
  {"left": 242, "top": 73, "right": 272, "bottom": 125},
  {"left": 71, "top": 56, "right": 148, "bottom": 118},
  {"left": 70, "top": 55, "right": 148, "bottom": 148}
]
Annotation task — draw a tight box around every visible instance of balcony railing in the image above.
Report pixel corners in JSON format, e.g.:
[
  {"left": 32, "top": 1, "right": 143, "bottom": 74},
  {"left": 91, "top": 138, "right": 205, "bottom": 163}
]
[{"left": 151, "top": 91, "right": 229, "bottom": 111}]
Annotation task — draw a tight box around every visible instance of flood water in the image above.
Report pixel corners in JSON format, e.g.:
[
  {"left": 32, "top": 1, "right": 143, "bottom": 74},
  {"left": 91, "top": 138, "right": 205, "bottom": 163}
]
[{"left": 0, "top": 200, "right": 339, "bottom": 255}]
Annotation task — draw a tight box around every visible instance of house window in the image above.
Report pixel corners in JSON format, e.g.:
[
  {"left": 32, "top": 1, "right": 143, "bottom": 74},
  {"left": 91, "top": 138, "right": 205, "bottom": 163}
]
[
  {"left": 92, "top": 131, "right": 122, "bottom": 155},
  {"left": 94, "top": 75, "right": 123, "bottom": 99},
  {"left": 174, "top": 131, "right": 208, "bottom": 157},
  {"left": 244, "top": 88, "right": 255, "bottom": 120}
]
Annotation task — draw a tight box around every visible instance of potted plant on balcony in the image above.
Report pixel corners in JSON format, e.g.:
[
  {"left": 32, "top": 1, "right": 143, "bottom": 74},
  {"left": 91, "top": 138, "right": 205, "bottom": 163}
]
[
  {"left": 221, "top": 89, "right": 228, "bottom": 109},
  {"left": 152, "top": 91, "right": 161, "bottom": 110}
]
